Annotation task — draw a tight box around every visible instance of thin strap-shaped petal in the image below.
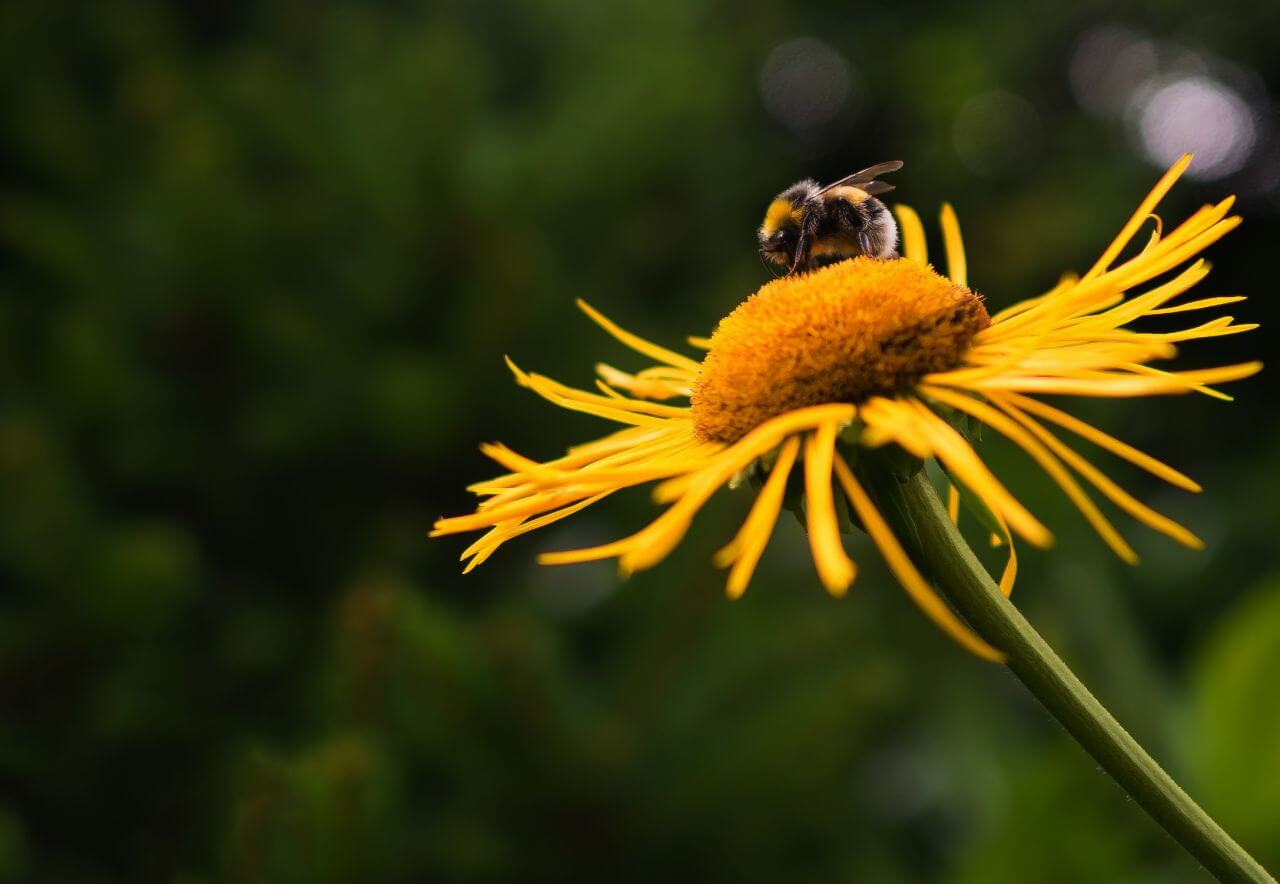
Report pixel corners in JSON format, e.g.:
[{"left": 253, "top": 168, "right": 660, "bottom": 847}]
[
  {"left": 555, "top": 462, "right": 740, "bottom": 572},
  {"left": 831, "top": 454, "right": 1004, "bottom": 663},
  {"left": 621, "top": 446, "right": 788, "bottom": 572},
  {"left": 947, "top": 472, "right": 1018, "bottom": 597},
  {"left": 859, "top": 396, "right": 934, "bottom": 458},
  {"left": 510, "top": 358, "right": 692, "bottom": 418},
  {"left": 805, "top": 422, "right": 856, "bottom": 595},
  {"left": 988, "top": 273, "right": 1077, "bottom": 325},
  {"left": 869, "top": 397, "right": 1052, "bottom": 547},
  {"left": 994, "top": 512, "right": 1017, "bottom": 597},
  {"left": 1070, "top": 260, "right": 1211, "bottom": 332},
  {"left": 1146, "top": 295, "right": 1245, "bottom": 315},
  {"left": 505, "top": 445, "right": 716, "bottom": 490},
  {"left": 623, "top": 411, "right": 849, "bottom": 573},
  {"left": 473, "top": 430, "right": 701, "bottom": 503},
  {"left": 540, "top": 404, "right": 855, "bottom": 570},
  {"left": 954, "top": 361, "right": 1260, "bottom": 398},
  {"left": 1104, "top": 213, "right": 1240, "bottom": 295},
  {"left": 1125, "top": 316, "right": 1257, "bottom": 344},
  {"left": 939, "top": 203, "right": 967, "bottom": 287},
  {"left": 715, "top": 436, "right": 801, "bottom": 598},
  {"left": 461, "top": 492, "right": 614, "bottom": 573},
  {"left": 921, "top": 386, "right": 1139, "bottom": 564},
  {"left": 595, "top": 363, "right": 692, "bottom": 400},
  {"left": 981, "top": 198, "right": 1236, "bottom": 346},
  {"left": 479, "top": 437, "right": 700, "bottom": 486},
  {"left": 433, "top": 485, "right": 616, "bottom": 535},
  {"left": 576, "top": 299, "right": 702, "bottom": 372},
  {"left": 988, "top": 394, "right": 1204, "bottom": 549},
  {"left": 998, "top": 392, "right": 1199, "bottom": 492},
  {"left": 651, "top": 403, "right": 856, "bottom": 503},
  {"left": 1081, "top": 153, "right": 1192, "bottom": 283},
  {"left": 894, "top": 204, "right": 927, "bottom": 264},
  {"left": 505, "top": 357, "right": 667, "bottom": 427},
  {"left": 1120, "top": 361, "right": 1235, "bottom": 401}
]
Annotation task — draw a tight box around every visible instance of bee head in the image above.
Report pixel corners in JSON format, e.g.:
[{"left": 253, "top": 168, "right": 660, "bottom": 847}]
[{"left": 758, "top": 180, "right": 818, "bottom": 268}]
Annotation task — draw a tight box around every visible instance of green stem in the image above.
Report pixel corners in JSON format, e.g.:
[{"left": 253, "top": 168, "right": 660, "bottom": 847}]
[{"left": 869, "top": 468, "right": 1275, "bottom": 884}]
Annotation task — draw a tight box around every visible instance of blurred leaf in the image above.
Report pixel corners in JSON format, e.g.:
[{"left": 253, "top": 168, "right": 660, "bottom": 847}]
[
  {"left": 953, "top": 745, "right": 1170, "bottom": 884},
  {"left": 1190, "top": 575, "right": 1280, "bottom": 872},
  {"left": 230, "top": 736, "right": 399, "bottom": 884}
]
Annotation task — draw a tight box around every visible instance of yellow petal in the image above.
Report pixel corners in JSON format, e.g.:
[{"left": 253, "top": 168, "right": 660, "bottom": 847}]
[
  {"left": 894, "top": 204, "right": 928, "bottom": 265},
  {"left": 831, "top": 454, "right": 1004, "bottom": 662},
  {"left": 715, "top": 436, "right": 801, "bottom": 599},
  {"left": 922, "top": 387, "right": 1138, "bottom": 564},
  {"left": 939, "top": 203, "right": 967, "bottom": 287},
  {"left": 576, "top": 299, "right": 701, "bottom": 372},
  {"left": 804, "top": 422, "right": 856, "bottom": 595}
]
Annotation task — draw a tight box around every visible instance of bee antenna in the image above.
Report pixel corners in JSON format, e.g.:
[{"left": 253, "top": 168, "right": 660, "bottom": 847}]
[{"left": 759, "top": 248, "right": 784, "bottom": 279}]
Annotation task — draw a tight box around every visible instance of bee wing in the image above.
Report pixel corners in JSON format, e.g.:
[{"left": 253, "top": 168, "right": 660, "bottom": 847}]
[
  {"left": 847, "top": 160, "right": 904, "bottom": 183},
  {"left": 819, "top": 160, "right": 904, "bottom": 193},
  {"left": 858, "top": 181, "right": 895, "bottom": 196}
]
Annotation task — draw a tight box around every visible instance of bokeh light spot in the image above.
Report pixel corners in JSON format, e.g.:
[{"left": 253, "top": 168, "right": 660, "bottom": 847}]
[
  {"left": 1069, "top": 25, "right": 1158, "bottom": 118},
  {"left": 759, "top": 37, "right": 856, "bottom": 135},
  {"left": 1133, "top": 76, "right": 1257, "bottom": 179}
]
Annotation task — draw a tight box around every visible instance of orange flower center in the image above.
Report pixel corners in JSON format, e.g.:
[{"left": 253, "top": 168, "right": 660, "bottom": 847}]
[{"left": 691, "top": 257, "right": 989, "bottom": 443}]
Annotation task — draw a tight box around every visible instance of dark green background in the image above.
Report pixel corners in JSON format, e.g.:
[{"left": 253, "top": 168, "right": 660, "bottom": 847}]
[{"left": 2, "top": 2, "right": 1278, "bottom": 882}]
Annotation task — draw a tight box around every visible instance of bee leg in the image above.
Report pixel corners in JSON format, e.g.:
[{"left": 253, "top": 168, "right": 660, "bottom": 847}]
[
  {"left": 789, "top": 232, "right": 809, "bottom": 274},
  {"left": 858, "top": 230, "right": 874, "bottom": 258}
]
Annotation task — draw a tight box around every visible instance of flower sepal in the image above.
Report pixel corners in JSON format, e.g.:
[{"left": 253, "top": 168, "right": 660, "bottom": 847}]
[
  {"left": 852, "top": 449, "right": 928, "bottom": 564},
  {"left": 863, "top": 440, "right": 926, "bottom": 481},
  {"left": 928, "top": 397, "right": 984, "bottom": 447}
]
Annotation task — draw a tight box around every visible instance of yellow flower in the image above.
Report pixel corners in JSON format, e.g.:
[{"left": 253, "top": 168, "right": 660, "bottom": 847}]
[{"left": 432, "top": 155, "right": 1259, "bottom": 663}]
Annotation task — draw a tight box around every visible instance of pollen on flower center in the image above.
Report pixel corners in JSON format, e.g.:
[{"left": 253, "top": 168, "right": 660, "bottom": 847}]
[{"left": 691, "top": 256, "right": 990, "bottom": 443}]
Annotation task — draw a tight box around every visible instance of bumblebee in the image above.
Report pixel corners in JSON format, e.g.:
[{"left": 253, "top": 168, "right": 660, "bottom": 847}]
[{"left": 758, "top": 160, "right": 903, "bottom": 274}]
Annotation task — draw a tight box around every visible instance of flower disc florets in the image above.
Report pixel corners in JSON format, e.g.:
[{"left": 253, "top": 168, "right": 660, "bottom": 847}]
[{"left": 691, "top": 256, "right": 990, "bottom": 443}]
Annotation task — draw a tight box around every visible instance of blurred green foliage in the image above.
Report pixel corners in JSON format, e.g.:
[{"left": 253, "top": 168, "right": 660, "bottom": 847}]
[
  {"left": 0, "top": 1, "right": 1278, "bottom": 882},
  {"left": 1192, "top": 579, "right": 1280, "bottom": 873}
]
